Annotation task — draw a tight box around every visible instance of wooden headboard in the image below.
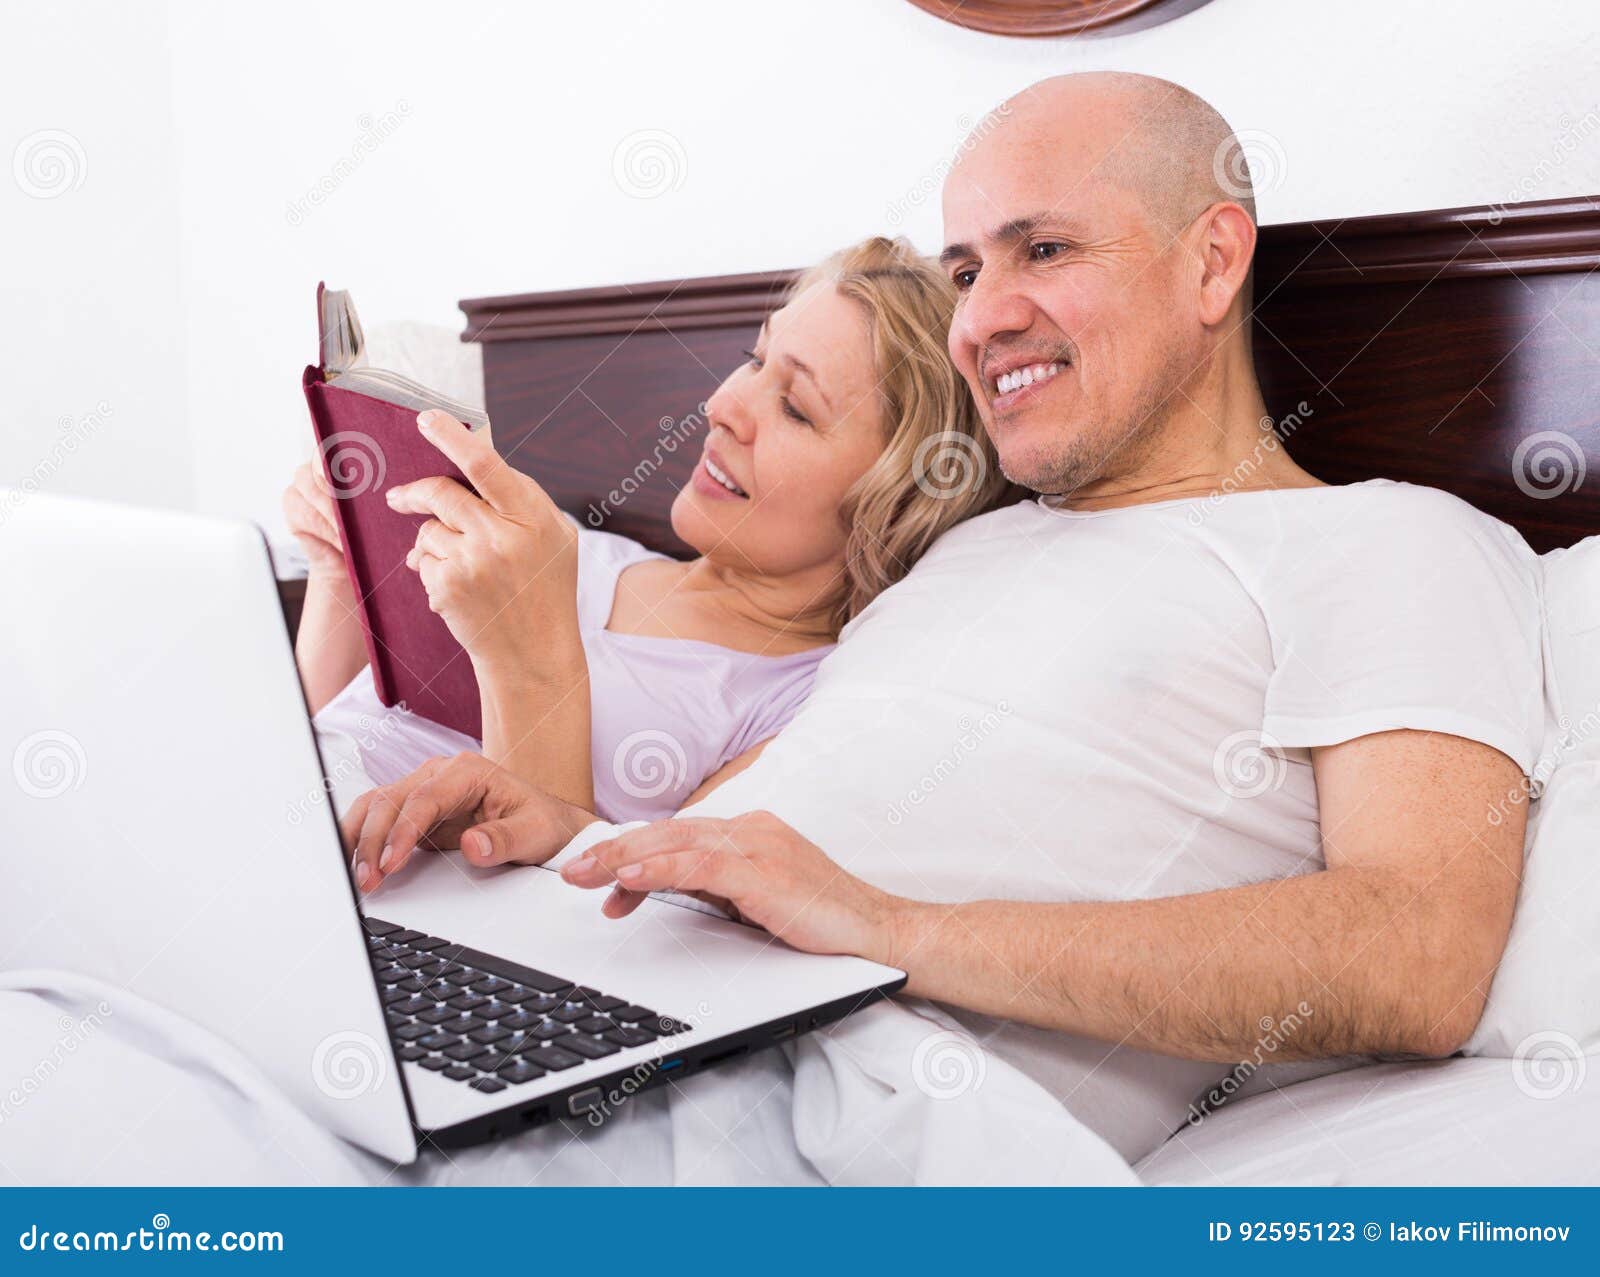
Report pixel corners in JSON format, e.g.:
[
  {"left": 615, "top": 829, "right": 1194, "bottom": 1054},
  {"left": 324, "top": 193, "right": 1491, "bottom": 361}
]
[{"left": 459, "top": 195, "right": 1600, "bottom": 557}]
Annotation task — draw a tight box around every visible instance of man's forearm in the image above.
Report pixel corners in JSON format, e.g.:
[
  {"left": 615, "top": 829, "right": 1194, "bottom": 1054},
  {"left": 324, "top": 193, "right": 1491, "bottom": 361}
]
[{"left": 885, "top": 863, "right": 1512, "bottom": 1063}]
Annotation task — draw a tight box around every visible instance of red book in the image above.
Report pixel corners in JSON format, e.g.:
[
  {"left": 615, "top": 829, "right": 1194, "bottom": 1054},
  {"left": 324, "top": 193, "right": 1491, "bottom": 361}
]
[{"left": 301, "top": 284, "right": 488, "bottom": 738}]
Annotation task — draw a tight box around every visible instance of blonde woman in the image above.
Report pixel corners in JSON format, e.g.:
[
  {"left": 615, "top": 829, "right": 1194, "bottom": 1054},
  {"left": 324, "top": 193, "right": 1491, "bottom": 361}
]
[{"left": 285, "top": 238, "right": 1012, "bottom": 888}]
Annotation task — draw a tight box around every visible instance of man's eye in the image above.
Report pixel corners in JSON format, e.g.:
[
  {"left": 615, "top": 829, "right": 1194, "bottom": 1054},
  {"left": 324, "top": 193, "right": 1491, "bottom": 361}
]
[
  {"left": 951, "top": 268, "right": 978, "bottom": 292},
  {"left": 1030, "top": 242, "right": 1068, "bottom": 261}
]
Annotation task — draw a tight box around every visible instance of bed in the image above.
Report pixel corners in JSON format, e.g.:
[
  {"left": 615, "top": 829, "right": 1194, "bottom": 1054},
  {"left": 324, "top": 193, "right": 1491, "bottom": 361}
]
[{"left": 438, "top": 194, "right": 1600, "bottom": 1185}]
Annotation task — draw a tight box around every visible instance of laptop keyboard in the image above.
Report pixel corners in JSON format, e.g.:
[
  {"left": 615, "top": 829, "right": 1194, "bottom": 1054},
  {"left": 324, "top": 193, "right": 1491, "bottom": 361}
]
[{"left": 363, "top": 917, "right": 688, "bottom": 1095}]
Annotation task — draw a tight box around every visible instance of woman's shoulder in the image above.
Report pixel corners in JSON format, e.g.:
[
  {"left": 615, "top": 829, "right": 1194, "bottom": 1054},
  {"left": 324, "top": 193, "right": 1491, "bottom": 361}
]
[{"left": 568, "top": 515, "right": 673, "bottom": 627}]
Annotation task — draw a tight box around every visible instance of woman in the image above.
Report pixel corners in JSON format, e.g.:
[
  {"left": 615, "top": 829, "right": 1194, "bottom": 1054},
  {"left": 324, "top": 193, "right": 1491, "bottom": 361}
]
[{"left": 285, "top": 237, "right": 1011, "bottom": 889}]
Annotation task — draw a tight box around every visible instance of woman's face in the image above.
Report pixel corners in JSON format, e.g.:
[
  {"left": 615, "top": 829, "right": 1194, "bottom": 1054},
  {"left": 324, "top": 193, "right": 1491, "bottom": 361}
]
[{"left": 671, "top": 283, "right": 887, "bottom": 577}]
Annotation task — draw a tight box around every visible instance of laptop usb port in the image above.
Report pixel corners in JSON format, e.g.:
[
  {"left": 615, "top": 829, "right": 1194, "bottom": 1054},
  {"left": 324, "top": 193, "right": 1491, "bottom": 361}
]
[{"left": 771, "top": 1022, "right": 797, "bottom": 1039}]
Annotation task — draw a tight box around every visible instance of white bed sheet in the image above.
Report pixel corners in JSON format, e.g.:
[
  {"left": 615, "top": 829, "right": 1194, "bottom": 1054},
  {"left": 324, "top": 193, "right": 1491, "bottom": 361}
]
[
  {"left": 1137, "top": 1055, "right": 1600, "bottom": 1186},
  {"left": 0, "top": 970, "right": 1135, "bottom": 1187}
]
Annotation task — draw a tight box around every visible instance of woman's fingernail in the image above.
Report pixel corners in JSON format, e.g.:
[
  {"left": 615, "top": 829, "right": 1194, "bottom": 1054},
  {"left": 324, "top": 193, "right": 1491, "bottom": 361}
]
[
  {"left": 354, "top": 860, "right": 372, "bottom": 888},
  {"left": 384, "top": 489, "right": 399, "bottom": 505},
  {"left": 378, "top": 844, "right": 395, "bottom": 871},
  {"left": 617, "top": 864, "right": 644, "bottom": 883},
  {"left": 565, "top": 856, "right": 595, "bottom": 876},
  {"left": 417, "top": 411, "right": 438, "bottom": 431}
]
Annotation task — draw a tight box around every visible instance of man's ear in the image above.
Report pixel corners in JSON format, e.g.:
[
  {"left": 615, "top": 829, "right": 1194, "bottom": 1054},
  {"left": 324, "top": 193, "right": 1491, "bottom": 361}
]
[{"left": 1193, "top": 202, "right": 1256, "bottom": 327}]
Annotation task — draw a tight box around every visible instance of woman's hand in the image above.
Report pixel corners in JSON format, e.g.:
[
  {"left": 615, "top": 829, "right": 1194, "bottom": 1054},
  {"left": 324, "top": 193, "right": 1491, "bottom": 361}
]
[
  {"left": 386, "top": 411, "right": 580, "bottom": 672},
  {"left": 341, "top": 752, "right": 594, "bottom": 892},
  {"left": 560, "top": 811, "right": 906, "bottom": 965},
  {"left": 283, "top": 459, "right": 365, "bottom": 710},
  {"left": 282, "top": 461, "right": 347, "bottom": 578}
]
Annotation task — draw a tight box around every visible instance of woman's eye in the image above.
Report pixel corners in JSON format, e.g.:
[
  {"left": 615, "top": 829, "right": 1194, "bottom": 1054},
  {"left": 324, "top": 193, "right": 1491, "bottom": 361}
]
[
  {"left": 781, "top": 398, "right": 811, "bottom": 427},
  {"left": 741, "top": 348, "right": 765, "bottom": 370}
]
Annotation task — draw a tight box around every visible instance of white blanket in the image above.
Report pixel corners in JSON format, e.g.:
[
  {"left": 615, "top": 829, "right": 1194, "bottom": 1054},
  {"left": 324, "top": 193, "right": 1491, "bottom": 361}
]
[{"left": 0, "top": 969, "right": 1135, "bottom": 1187}]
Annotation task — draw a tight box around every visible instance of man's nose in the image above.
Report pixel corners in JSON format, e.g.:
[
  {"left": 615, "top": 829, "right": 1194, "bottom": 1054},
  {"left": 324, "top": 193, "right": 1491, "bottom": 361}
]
[{"left": 954, "top": 269, "right": 1035, "bottom": 358}]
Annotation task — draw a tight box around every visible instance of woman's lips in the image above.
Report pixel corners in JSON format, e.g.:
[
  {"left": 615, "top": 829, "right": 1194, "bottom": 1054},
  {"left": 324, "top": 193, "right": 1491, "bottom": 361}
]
[{"left": 691, "top": 456, "right": 750, "bottom": 501}]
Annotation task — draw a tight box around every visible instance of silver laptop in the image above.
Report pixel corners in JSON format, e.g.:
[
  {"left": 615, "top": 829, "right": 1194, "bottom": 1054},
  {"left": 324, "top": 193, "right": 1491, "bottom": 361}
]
[{"left": 0, "top": 491, "right": 904, "bottom": 1162}]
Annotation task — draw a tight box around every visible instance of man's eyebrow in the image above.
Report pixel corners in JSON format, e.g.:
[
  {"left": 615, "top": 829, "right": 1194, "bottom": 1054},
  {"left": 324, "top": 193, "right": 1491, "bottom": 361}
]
[{"left": 940, "top": 212, "right": 1075, "bottom": 265}]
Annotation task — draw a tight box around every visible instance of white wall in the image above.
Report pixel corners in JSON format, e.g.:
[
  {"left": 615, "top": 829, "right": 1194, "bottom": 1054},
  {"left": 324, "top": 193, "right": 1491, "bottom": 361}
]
[
  {"left": 8, "top": 0, "right": 1600, "bottom": 535},
  {"left": 3, "top": 3, "right": 190, "bottom": 512}
]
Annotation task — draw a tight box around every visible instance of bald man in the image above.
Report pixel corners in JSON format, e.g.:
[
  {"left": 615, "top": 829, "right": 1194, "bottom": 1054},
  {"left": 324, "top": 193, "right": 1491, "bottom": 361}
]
[{"left": 347, "top": 74, "right": 1546, "bottom": 1163}]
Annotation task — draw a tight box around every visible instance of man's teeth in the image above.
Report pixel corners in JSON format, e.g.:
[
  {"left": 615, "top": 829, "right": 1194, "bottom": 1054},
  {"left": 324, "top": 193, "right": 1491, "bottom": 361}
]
[
  {"left": 704, "top": 457, "right": 748, "bottom": 496},
  {"left": 994, "top": 362, "right": 1065, "bottom": 396}
]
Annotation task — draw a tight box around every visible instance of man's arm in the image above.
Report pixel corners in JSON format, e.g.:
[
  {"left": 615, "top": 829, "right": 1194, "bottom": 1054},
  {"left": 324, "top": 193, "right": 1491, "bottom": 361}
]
[{"left": 568, "top": 729, "right": 1527, "bottom": 1061}]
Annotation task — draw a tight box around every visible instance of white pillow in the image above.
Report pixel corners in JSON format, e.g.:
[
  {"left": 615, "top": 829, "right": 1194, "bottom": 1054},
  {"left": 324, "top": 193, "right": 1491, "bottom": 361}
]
[{"left": 1467, "top": 536, "right": 1600, "bottom": 1060}]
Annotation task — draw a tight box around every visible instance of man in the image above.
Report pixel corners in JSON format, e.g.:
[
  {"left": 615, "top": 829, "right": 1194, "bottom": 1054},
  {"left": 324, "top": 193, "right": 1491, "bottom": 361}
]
[{"left": 347, "top": 73, "right": 1545, "bottom": 1161}]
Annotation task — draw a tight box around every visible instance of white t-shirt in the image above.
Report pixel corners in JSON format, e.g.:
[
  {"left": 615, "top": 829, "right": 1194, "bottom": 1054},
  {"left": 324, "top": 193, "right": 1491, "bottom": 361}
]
[{"left": 676, "top": 479, "right": 1546, "bottom": 1163}]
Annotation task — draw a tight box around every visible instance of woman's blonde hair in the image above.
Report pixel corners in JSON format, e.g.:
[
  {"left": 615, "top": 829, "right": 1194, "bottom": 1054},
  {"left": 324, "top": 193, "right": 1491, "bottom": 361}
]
[{"left": 790, "top": 236, "right": 1015, "bottom": 631}]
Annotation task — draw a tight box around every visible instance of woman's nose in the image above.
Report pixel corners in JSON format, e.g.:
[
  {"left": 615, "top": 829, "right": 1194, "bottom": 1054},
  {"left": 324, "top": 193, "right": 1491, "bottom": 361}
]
[{"left": 706, "top": 379, "right": 757, "bottom": 443}]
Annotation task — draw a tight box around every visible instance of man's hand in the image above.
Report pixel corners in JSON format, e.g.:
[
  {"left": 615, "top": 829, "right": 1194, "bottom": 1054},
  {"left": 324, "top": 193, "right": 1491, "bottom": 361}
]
[
  {"left": 341, "top": 753, "right": 592, "bottom": 892},
  {"left": 561, "top": 811, "right": 904, "bottom": 966}
]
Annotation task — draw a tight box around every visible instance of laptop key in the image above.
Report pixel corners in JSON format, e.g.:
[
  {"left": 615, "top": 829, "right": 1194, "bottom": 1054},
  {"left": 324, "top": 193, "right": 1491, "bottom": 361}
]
[
  {"left": 418, "top": 1032, "right": 461, "bottom": 1051},
  {"left": 388, "top": 930, "right": 425, "bottom": 945},
  {"left": 400, "top": 954, "right": 443, "bottom": 970},
  {"left": 362, "top": 917, "right": 402, "bottom": 937},
  {"left": 443, "top": 1064, "right": 477, "bottom": 1081},
  {"left": 469, "top": 976, "right": 513, "bottom": 996},
  {"left": 496, "top": 1061, "right": 546, "bottom": 1085},
  {"left": 532, "top": 1021, "right": 574, "bottom": 1041},
  {"left": 562, "top": 1035, "right": 621, "bottom": 1061},
  {"left": 395, "top": 995, "right": 434, "bottom": 1016},
  {"left": 444, "top": 1041, "right": 490, "bottom": 1062},
  {"left": 475, "top": 1000, "right": 518, "bottom": 1021},
  {"left": 469, "top": 1025, "right": 512, "bottom": 1045},
  {"left": 452, "top": 946, "right": 575, "bottom": 996},
  {"left": 419, "top": 1006, "right": 463, "bottom": 1025},
  {"left": 419, "top": 1055, "right": 451, "bottom": 1071},
  {"left": 397, "top": 1045, "right": 428, "bottom": 1061},
  {"left": 385, "top": 1010, "right": 408, "bottom": 1028},
  {"left": 575, "top": 1015, "right": 615, "bottom": 1035},
  {"left": 469, "top": 1076, "right": 508, "bottom": 1094},
  {"left": 653, "top": 1016, "right": 690, "bottom": 1036},
  {"left": 375, "top": 965, "right": 410, "bottom": 984},
  {"left": 409, "top": 936, "right": 448, "bottom": 952},
  {"left": 382, "top": 987, "right": 414, "bottom": 1006},
  {"left": 587, "top": 995, "right": 626, "bottom": 1013},
  {"left": 499, "top": 1010, "right": 541, "bottom": 1032},
  {"left": 604, "top": 1026, "right": 657, "bottom": 1048},
  {"left": 551, "top": 1003, "right": 591, "bottom": 1023},
  {"left": 394, "top": 1022, "right": 434, "bottom": 1042},
  {"left": 448, "top": 992, "right": 489, "bottom": 1012},
  {"left": 524, "top": 1045, "right": 583, "bottom": 1071},
  {"left": 611, "top": 1006, "right": 655, "bottom": 1024}
]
